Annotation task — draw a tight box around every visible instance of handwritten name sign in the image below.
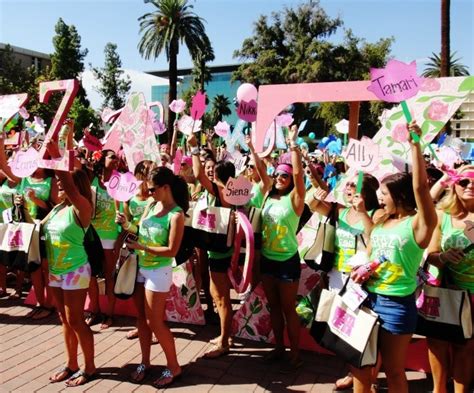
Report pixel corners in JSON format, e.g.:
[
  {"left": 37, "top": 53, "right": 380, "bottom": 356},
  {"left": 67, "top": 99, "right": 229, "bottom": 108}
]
[
  {"left": 223, "top": 175, "right": 253, "bottom": 206},
  {"left": 214, "top": 120, "right": 230, "bottom": 138},
  {"left": 343, "top": 137, "right": 381, "bottom": 172},
  {"left": 8, "top": 147, "right": 39, "bottom": 178},
  {"left": 177, "top": 114, "right": 201, "bottom": 135},
  {"left": 237, "top": 99, "right": 257, "bottom": 123},
  {"left": 367, "top": 60, "right": 423, "bottom": 103},
  {"left": 105, "top": 170, "right": 142, "bottom": 202}
]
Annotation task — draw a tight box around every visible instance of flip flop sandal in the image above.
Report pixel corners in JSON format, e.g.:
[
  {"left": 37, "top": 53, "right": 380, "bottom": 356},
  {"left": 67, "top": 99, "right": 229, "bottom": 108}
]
[
  {"left": 32, "top": 306, "right": 54, "bottom": 320},
  {"left": 85, "top": 312, "right": 102, "bottom": 327},
  {"left": 126, "top": 329, "right": 139, "bottom": 339},
  {"left": 202, "top": 345, "right": 230, "bottom": 359},
  {"left": 49, "top": 366, "right": 79, "bottom": 383},
  {"left": 209, "top": 336, "right": 234, "bottom": 347},
  {"left": 335, "top": 374, "right": 354, "bottom": 390},
  {"left": 152, "top": 368, "right": 182, "bottom": 389},
  {"left": 26, "top": 306, "right": 42, "bottom": 318},
  {"left": 100, "top": 315, "right": 113, "bottom": 330},
  {"left": 129, "top": 364, "right": 148, "bottom": 384},
  {"left": 65, "top": 370, "right": 96, "bottom": 387}
]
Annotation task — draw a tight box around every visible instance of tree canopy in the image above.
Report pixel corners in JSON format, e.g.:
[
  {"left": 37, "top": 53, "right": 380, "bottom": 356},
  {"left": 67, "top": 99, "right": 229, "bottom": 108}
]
[
  {"left": 232, "top": 0, "right": 393, "bottom": 137},
  {"left": 92, "top": 43, "right": 131, "bottom": 110}
]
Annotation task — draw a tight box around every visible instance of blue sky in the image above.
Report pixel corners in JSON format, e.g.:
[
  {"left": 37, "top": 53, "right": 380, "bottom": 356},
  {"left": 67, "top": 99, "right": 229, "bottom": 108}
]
[{"left": 0, "top": 0, "right": 472, "bottom": 75}]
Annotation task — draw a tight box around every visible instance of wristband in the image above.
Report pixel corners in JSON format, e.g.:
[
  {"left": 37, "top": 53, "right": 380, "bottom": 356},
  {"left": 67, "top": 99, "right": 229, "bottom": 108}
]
[
  {"left": 123, "top": 221, "right": 131, "bottom": 230},
  {"left": 191, "top": 146, "right": 200, "bottom": 156},
  {"left": 290, "top": 141, "right": 298, "bottom": 149}
]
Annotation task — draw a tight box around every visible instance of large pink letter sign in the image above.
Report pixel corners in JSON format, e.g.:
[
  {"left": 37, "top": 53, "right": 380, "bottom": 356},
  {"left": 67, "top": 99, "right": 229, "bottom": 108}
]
[
  {"left": 37, "top": 79, "right": 79, "bottom": 171},
  {"left": 253, "top": 81, "right": 377, "bottom": 155}
]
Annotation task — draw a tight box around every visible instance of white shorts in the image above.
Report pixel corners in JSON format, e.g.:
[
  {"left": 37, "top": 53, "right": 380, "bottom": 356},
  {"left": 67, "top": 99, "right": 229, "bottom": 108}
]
[
  {"left": 101, "top": 239, "right": 116, "bottom": 250},
  {"left": 137, "top": 265, "right": 172, "bottom": 292},
  {"left": 49, "top": 263, "right": 91, "bottom": 290}
]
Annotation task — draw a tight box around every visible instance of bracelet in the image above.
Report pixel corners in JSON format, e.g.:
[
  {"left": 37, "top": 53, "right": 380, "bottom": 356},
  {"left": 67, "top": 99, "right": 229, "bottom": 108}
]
[
  {"left": 191, "top": 146, "right": 200, "bottom": 156},
  {"left": 290, "top": 141, "right": 298, "bottom": 148},
  {"left": 123, "top": 221, "right": 131, "bottom": 230}
]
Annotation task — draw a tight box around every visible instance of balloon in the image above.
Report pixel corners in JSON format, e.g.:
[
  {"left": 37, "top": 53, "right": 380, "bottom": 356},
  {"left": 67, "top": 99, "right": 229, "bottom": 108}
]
[
  {"left": 308, "top": 132, "right": 316, "bottom": 140},
  {"left": 297, "top": 137, "right": 304, "bottom": 145},
  {"left": 236, "top": 83, "right": 258, "bottom": 102}
]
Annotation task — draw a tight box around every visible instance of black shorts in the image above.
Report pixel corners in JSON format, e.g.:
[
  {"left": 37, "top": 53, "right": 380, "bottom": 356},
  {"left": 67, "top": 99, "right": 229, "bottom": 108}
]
[
  {"left": 208, "top": 257, "right": 231, "bottom": 273},
  {"left": 260, "top": 253, "right": 301, "bottom": 282}
]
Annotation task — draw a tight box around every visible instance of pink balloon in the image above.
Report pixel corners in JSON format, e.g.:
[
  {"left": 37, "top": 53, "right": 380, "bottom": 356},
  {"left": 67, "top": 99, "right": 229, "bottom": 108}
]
[{"left": 236, "top": 83, "right": 258, "bottom": 102}]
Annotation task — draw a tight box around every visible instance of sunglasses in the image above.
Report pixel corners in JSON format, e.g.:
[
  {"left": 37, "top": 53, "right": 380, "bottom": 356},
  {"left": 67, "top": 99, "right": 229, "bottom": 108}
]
[
  {"left": 456, "top": 178, "right": 474, "bottom": 188},
  {"left": 247, "top": 165, "right": 255, "bottom": 169},
  {"left": 274, "top": 172, "right": 290, "bottom": 179},
  {"left": 106, "top": 154, "right": 118, "bottom": 160}
]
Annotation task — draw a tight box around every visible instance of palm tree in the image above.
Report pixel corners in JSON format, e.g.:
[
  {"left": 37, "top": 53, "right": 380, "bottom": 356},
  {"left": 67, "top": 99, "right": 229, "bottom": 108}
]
[
  {"left": 192, "top": 38, "right": 215, "bottom": 92},
  {"left": 440, "top": 0, "right": 450, "bottom": 77},
  {"left": 138, "top": 0, "right": 212, "bottom": 139},
  {"left": 422, "top": 51, "right": 470, "bottom": 77},
  {"left": 210, "top": 94, "right": 231, "bottom": 125}
]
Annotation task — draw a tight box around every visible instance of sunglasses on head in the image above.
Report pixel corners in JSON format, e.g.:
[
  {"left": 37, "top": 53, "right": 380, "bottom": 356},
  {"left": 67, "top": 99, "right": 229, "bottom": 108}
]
[{"left": 456, "top": 178, "right": 474, "bottom": 188}]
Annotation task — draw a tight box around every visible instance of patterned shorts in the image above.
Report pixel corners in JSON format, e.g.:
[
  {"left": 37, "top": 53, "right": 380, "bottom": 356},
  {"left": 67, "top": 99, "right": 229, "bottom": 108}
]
[{"left": 49, "top": 263, "right": 91, "bottom": 290}]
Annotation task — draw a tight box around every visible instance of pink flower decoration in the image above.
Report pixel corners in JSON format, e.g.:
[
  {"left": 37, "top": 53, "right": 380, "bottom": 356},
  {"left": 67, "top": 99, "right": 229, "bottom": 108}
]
[
  {"left": 420, "top": 78, "right": 441, "bottom": 92},
  {"left": 122, "top": 130, "right": 135, "bottom": 146},
  {"left": 169, "top": 99, "right": 186, "bottom": 114},
  {"left": 391, "top": 123, "right": 409, "bottom": 142},
  {"left": 255, "top": 314, "right": 272, "bottom": 337},
  {"left": 132, "top": 150, "right": 145, "bottom": 164},
  {"left": 427, "top": 100, "right": 449, "bottom": 121}
]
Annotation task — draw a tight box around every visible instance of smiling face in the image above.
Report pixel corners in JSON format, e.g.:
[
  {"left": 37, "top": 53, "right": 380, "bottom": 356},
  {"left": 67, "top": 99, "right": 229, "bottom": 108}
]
[
  {"left": 274, "top": 171, "right": 292, "bottom": 191},
  {"left": 454, "top": 170, "right": 474, "bottom": 201},
  {"left": 378, "top": 183, "right": 396, "bottom": 215},
  {"left": 204, "top": 160, "right": 215, "bottom": 182},
  {"left": 105, "top": 151, "right": 119, "bottom": 170},
  {"left": 344, "top": 182, "right": 356, "bottom": 204}
]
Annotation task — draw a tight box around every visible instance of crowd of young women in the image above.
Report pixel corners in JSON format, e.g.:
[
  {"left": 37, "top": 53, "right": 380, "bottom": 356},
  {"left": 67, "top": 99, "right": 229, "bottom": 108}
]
[{"left": 0, "top": 120, "right": 472, "bottom": 392}]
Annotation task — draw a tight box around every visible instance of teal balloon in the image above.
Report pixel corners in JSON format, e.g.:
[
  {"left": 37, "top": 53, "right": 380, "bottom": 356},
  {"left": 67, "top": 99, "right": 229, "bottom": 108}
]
[
  {"left": 309, "top": 132, "right": 316, "bottom": 139},
  {"left": 297, "top": 137, "right": 304, "bottom": 145}
]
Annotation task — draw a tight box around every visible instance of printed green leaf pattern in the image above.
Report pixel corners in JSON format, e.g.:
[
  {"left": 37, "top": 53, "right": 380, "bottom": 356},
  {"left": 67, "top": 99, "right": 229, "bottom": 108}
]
[
  {"left": 245, "top": 325, "right": 255, "bottom": 336},
  {"left": 380, "top": 159, "right": 392, "bottom": 165},
  {"left": 392, "top": 149, "right": 403, "bottom": 156},
  {"left": 180, "top": 285, "right": 188, "bottom": 297},
  {"left": 458, "top": 76, "right": 474, "bottom": 92},
  {"left": 389, "top": 111, "right": 404, "bottom": 121},
  {"left": 416, "top": 96, "right": 431, "bottom": 103},
  {"left": 188, "top": 292, "right": 197, "bottom": 307}
]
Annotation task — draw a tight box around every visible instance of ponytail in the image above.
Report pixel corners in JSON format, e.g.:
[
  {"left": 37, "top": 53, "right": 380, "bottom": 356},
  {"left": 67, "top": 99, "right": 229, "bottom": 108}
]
[{"left": 170, "top": 175, "right": 190, "bottom": 214}]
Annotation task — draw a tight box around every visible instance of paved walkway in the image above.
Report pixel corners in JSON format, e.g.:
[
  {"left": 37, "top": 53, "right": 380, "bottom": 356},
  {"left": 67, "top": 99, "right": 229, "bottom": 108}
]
[{"left": 1, "top": 293, "right": 434, "bottom": 392}]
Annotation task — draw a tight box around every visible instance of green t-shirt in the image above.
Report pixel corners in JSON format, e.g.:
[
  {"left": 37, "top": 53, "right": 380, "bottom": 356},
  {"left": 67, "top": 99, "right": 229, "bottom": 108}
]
[
  {"left": 366, "top": 215, "right": 423, "bottom": 296},
  {"left": 44, "top": 205, "right": 88, "bottom": 275},
  {"left": 248, "top": 183, "right": 265, "bottom": 209},
  {"left": 0, "top": 181, "right": 18, "bottom": 222},
  {"left": 20, "top": 176, "right": 51, "bottom": 219},
  {"left": 128, "top": 196, "right": 151, "bottom": 225},
  {"left": 440, "top": 212, "right": 474, "bottom": 291},
  {"left": 261, "top": 193, "right": 299, "bottom": 261},
  {"left": 91, "top": 177, "right": 119, "bottom": 241},
  {"left": 138, "top": 205, "right": 182, "bottom": 269},
  {"left": 334, "top": 208, "right": 366, "bottom": 273}
]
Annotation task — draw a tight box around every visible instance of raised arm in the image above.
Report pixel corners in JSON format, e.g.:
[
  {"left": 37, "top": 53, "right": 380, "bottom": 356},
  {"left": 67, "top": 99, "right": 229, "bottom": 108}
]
[
  {"left": 288, "top": 126, "right": 305, "bottom": 216},
  {"left": 245, "top": 134, "right": 272, "bottom": 194},
  {"left": 45, "top": 139, "right": 92, "bottom": 227},
  {"left": 410, "top": 121, "right": 437, "bottom": 248},
  {"left": 187, "top": 133, "right": 214, "bottom": 195}
]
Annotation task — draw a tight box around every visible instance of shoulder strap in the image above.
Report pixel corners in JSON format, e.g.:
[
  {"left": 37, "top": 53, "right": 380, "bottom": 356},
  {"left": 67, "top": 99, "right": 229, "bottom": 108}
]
[{"left": 72, "top": 208, "right": 86, "bottom": 235}]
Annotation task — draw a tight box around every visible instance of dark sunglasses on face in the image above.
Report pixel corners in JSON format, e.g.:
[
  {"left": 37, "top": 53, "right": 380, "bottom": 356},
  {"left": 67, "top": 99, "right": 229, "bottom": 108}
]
[
  {"left": 148, "top": 187, "right": 156, "bottom": 193},
  {"left": 456, "top": 178, "right": 474, "bottom": 188},
  {"left": 274, "top": 172, "right": 290, "bottom": 179},
  {"left": 107, "top": 154, "right": 118, "bottom": 160},
  {"left": 247, "top": 165, "right": 255, "bottom": 169}
]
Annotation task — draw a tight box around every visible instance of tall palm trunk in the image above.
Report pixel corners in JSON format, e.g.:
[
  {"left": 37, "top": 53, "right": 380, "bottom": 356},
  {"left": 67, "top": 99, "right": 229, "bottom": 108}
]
[
  {"left": 440, "top": 0, "right": 450, "bottom": 77},
  {"left": 167, "top": 37, "right": 179, "bottom": 142}
]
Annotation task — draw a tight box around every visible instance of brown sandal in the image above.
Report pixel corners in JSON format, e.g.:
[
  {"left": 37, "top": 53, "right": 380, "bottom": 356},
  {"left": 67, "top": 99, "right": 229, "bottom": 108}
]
[
  {"left": 335, "top": 373, "right": 353, "bottom": 390},
  {"left": 202, "top": 345, "right": 230, "bottom": 359}
]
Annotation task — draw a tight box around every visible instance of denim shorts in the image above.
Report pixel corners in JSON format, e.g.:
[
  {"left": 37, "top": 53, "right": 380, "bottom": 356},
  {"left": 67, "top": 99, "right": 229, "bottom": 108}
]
[
  {"left": 260, "top": 253, "right": 301, "bottom": 282},
  {"left": 366, "top": 292, "right": 418, "bottom": 335}
]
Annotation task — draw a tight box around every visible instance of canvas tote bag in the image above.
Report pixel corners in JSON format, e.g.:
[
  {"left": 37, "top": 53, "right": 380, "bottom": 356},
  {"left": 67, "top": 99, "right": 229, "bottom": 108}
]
[{"left": 313, "top": 288, "right": 379, "bottom": 368}]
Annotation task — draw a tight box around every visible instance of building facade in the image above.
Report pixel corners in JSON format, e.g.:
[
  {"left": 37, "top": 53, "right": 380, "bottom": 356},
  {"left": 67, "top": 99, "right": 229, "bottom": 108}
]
[{"left": 0, "top": 43, "right": 51, "bottom": 73}]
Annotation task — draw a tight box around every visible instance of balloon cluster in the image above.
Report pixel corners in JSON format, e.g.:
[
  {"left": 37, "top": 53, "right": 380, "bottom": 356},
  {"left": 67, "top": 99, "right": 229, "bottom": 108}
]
[{"left": 318, "top": 134, "right": 342, "bottom": 155}]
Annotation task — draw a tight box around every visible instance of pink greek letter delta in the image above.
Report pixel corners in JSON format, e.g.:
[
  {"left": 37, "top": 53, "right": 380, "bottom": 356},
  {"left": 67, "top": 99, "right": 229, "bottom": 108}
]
[
  {"left": 8, "top": 229, "right": 24, "bottom": 248},
  {"left": 332, "top": 306, "right": 355, "bottom": 336},
  {"left": 197, "top": 211, "right": 217, "bottom": 230},
  {"left": 419, "top": 296, "right": 440, "bottom": 318}
]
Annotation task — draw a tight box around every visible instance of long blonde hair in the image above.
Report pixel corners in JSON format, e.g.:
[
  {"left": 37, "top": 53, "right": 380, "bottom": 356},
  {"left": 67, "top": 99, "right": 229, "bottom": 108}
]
[{"left": 437, "top": 164, "right": 474, "bottom": 217}]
